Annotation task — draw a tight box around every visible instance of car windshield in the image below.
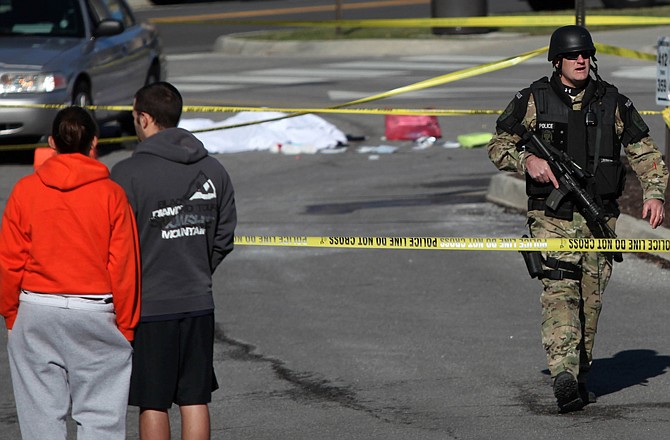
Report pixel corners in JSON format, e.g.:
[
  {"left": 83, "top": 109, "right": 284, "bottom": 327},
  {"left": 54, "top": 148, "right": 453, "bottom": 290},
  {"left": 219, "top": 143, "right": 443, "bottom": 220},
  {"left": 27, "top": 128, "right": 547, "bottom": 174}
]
[{"left": 0, "top": 0, "right": 85, "bottom": 38}]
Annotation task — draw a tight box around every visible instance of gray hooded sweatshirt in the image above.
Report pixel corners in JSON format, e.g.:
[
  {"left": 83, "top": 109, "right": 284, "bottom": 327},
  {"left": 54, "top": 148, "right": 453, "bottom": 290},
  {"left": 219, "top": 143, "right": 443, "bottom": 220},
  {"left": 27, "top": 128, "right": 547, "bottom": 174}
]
[{"left": 111, "top": 128, "right": 236, "bottom": 319}]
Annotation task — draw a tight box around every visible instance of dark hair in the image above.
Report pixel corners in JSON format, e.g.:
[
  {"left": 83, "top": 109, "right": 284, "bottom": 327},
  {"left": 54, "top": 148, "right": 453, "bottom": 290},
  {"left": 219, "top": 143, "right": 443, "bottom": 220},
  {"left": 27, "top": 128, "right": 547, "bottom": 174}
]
[
  {"left": 51, "top": 106, "right": 99, "bottom": 154},
  {"left": 133, "top": 82, "right": 183, "bottom": 129}
]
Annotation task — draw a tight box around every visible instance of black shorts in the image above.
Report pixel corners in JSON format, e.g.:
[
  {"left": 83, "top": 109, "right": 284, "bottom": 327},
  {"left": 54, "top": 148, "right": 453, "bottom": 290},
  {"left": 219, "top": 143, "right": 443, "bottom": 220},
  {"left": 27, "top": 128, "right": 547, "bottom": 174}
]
[{"left": 128, "top": 313, "right": 219, "bottom": 409}]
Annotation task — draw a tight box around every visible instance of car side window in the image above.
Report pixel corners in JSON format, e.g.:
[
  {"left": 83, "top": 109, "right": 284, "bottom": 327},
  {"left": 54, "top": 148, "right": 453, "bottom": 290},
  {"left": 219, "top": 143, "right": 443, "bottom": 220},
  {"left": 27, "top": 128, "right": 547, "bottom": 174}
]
[{"left": 87, "top": 0, "right": 134, "bottom": 28}]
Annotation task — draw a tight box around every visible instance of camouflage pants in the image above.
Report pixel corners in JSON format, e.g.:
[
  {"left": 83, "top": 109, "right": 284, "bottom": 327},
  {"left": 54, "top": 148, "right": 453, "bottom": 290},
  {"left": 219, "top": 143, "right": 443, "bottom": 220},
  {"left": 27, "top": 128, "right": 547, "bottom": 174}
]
[{"left": 528, "top": 210, "right": 614, "bottom": 380}]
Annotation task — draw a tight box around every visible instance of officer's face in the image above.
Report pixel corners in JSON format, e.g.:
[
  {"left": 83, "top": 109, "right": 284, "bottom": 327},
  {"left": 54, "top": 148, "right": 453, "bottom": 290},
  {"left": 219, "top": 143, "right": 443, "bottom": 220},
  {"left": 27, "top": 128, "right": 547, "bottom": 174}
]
[{"left": 559, "top": 53, "right": 591, "bottom": 88}]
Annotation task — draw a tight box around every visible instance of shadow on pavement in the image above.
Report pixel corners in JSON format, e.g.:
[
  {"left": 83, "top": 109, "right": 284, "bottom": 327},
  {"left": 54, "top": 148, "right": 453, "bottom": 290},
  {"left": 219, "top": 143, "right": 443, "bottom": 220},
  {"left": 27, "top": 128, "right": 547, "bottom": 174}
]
[
  {"left": 539, "top": 349, "right": 670, "bottom": 398},
  {"left": 589, "top": 349, "right": 670, "bottom": 397},
  {"left": 305, "top": 188, "right": 486, "bottom": 215}
]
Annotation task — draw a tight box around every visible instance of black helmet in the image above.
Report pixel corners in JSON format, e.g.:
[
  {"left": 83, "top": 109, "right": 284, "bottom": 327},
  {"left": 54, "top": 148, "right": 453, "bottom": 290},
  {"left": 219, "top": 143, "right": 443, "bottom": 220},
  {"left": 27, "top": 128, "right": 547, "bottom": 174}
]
[{"left": 547, "top": 25, "right": 596, "bottom": 61}]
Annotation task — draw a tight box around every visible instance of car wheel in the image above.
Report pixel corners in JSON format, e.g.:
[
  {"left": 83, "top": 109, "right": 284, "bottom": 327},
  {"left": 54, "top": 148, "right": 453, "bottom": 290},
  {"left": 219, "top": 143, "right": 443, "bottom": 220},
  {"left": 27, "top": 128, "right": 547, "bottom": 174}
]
[
  {"left": 72, "top": 81, "right": 95, "bottom": 124},
  {"left": 145, "top": 64, "right": 160, "bottom": 86},
  {"left": 527, "top": 0, "right": 575, "bottom": 10},
  {"left": 72, "top": 81, "right": 92, "bottom": 109},
  {"left": 601, "top": 0, "right": 654, "bottom": 7}
]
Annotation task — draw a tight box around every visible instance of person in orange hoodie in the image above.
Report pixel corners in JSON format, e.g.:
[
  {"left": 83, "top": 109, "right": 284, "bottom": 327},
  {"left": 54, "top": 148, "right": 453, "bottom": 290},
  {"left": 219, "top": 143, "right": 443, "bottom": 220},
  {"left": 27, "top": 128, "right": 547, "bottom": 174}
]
[{"left": 0, "top": 106, "right": 141, "bottom": 440}]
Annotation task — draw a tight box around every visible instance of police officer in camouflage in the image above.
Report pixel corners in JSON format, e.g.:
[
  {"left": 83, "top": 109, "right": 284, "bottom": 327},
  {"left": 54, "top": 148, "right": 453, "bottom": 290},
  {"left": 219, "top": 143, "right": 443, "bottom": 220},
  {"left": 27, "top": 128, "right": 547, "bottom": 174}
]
[{"left": 487, "top": 25, "right": 668, "bottom": 413}]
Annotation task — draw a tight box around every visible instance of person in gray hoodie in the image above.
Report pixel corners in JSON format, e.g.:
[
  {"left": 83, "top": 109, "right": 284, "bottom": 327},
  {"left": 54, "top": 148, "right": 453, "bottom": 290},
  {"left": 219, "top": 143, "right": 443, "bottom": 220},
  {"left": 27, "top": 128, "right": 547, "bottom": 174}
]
[{"left": 111, "top": 82, "right": 236, "bottom": 440}]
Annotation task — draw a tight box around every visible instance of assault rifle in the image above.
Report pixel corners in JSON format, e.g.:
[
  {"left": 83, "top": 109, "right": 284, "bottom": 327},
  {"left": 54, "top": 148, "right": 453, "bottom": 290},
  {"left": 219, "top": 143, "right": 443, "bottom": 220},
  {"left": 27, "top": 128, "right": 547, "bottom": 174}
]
[{"left": 522, "top": 132, "right": 623, "bottom": 263}]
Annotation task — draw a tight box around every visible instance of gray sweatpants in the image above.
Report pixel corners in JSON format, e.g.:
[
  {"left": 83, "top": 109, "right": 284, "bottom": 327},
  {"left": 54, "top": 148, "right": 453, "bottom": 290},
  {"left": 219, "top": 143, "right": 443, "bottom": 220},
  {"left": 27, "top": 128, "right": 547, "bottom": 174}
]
[{"left": 7, "top": 292, "right": 133, "bottom": 440}]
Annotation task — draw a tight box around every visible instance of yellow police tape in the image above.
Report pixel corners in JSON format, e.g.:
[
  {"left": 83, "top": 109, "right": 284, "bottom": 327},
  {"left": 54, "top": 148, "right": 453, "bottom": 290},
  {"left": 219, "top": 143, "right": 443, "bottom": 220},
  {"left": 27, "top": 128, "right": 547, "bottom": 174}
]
[
  {"left": 154, "top": 15, "right": 670, "bottom": 28},
  {"left": 0, "top": 47, "right": 546, "bottom": 150},
  {"left": 0, "top": 103, "right": 501, "bottom": 116},
  {"left": 595, "top": 42, "right": 656, "bottom": 62},
  {"left": 0, "top": 39, "right": 662, "bottom": 151},
  {"left": 234, "top": 236, "right": 670, "bottom": 253}
]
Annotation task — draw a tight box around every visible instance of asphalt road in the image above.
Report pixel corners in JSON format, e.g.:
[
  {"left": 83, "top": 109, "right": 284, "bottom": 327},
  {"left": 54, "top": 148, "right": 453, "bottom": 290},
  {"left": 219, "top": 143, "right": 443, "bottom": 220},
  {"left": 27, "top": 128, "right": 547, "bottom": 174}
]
[
  {"left": 2, "top": 135, "right": 670, "bottom": 439},
  {"left": 2, "top": 1, "right": 670, "bottom": 439}
]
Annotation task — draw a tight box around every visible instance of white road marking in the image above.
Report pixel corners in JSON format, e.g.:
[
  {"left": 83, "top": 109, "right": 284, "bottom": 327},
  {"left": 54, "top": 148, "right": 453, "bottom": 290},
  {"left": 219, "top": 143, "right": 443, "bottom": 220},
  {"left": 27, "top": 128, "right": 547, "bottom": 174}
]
[
  {"left": 610, "top": 65, "right": 656, "bottom": 79},
  {"left": 243, "top": 68, "right": 407, "bottom": 78},
  {"left": 328, "top": 86, "right": 519, "bottom": 100},
  {"left": 169, "top": 74, "right": 327, "bottom": 85}
]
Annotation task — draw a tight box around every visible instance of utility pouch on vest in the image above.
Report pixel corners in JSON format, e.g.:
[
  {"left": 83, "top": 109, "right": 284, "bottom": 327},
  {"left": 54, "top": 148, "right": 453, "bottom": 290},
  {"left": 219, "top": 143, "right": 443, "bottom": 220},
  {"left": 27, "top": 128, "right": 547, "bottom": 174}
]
[
  {"left": 528, "top": 198, "right": 575, "bottom": 221},
  {"left": 545, "top": 199, "right": 574, "bottom": 221},
  {"left": 594, "top": 160, "right": 626, "bottom": 199}
]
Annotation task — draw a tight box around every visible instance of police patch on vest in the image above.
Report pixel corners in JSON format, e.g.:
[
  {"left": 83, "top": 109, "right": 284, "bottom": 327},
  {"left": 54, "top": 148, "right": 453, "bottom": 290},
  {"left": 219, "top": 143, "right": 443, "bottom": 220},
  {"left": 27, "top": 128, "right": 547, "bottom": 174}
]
[
  {"left": 631, "top": 108, "right": 649, "bottom": 133},
  {"left": 541, "top": 130, "right": 553, "bottom": 144},
  {"left": 538, "top": 122, "right": 554, "bottom": 130},
  {"left": 498, "top": 100, "right": 515, "bottom": 123}
]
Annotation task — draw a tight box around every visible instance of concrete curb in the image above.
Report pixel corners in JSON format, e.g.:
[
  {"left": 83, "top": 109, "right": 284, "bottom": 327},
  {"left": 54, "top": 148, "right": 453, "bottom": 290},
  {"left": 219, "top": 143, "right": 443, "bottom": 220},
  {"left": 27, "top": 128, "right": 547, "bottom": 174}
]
[
  {"left": 486, "top": 173, "right": 670, "bottom": 261},
  {"left": 214, "top": 31, "right": 540, "bottom": 57}
]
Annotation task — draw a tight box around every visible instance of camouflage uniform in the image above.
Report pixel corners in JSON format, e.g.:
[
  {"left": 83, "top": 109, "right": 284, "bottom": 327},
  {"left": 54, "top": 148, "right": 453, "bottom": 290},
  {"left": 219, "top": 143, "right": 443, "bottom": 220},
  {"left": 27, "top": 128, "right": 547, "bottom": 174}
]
[{"left": 488, "top": 89, "right": 668, "bottom": 381}]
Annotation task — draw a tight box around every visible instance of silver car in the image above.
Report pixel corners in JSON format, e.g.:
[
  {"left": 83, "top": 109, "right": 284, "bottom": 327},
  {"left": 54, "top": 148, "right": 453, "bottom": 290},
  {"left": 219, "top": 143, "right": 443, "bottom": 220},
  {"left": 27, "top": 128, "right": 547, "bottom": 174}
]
[{"left": 0, "top": 0, "right": 166, "bottom": 146}]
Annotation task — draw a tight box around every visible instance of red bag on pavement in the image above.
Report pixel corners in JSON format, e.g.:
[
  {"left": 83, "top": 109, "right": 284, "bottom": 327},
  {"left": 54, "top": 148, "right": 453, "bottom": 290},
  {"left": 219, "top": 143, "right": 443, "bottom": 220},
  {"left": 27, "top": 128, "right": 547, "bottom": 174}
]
[{"left": 384, "top": 114, "right": 442, "bottom": 140}]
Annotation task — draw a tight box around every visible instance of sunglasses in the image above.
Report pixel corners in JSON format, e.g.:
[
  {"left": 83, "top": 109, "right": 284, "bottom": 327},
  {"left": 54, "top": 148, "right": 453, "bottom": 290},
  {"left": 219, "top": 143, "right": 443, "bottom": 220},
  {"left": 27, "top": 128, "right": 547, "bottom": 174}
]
[{"left": 562, "top": 51, "right": 594, "bottom": 60}]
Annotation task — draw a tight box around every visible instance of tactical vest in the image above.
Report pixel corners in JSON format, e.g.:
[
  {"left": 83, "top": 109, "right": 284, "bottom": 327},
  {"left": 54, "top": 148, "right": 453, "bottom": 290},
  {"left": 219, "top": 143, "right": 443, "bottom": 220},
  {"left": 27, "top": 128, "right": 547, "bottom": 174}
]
[
  {"left": 528, "top": 77, "right": 626, "bottom": 204},
  {"left": 492, "top": 76, "right": 633, "bottom": 220}
]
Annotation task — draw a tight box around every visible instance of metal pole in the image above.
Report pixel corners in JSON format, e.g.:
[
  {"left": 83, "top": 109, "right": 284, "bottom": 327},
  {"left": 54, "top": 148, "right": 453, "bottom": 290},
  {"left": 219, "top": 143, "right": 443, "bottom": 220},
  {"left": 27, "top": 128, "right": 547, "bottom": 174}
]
[
  {"left": 575, "top": 0, "right": 586, "bottom": 27},
  {"left": 335, "top": 0, "right": 343, "bottom": 35}
]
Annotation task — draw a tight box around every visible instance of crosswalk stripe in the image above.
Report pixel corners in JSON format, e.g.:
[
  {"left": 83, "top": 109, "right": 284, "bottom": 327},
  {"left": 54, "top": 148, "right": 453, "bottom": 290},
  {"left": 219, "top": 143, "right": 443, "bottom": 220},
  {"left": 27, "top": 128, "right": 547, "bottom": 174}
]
[
  {"left": 328, "top": 86, "right": 519, "bottom": 100},
  {"left": 169, "top": 74, "right": 327, "bottom": 85},
  {"left": 401, "top": 54, "right": 547, "bottom": 65},
  {"left": 244, "top": 68, "right": 407, "bottom": 78},
  {"left": 610, "top": 65, "right": 655, "bottom": 79},
  {"left": 324, "top": 61, "right": 476, "bottom": 71},
  {"left": 172, "top": 84, "right": 243, "bottom": 93}
]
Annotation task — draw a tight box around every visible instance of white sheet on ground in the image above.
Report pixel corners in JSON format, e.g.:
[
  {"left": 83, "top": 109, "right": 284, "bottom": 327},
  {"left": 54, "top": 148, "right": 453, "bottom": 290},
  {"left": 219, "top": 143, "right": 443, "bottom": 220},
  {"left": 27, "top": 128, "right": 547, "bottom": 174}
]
[{"left": 178, "top": 112, "right": 348, "bottom": 154}]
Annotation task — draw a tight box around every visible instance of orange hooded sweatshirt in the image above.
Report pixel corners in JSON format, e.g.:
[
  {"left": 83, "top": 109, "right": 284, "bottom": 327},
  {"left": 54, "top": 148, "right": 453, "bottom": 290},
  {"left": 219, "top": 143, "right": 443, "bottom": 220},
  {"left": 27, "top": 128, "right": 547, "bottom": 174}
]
[{"left": 0, "top": 153, "right": 141, "bottom": 340}]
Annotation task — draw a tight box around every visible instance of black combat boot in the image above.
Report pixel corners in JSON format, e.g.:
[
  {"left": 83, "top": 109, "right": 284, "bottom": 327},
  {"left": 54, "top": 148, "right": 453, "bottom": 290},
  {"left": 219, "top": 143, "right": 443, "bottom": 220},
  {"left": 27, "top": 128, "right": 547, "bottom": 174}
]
[
  {"left": 578, "top": 381, "right": 596, "bottom": 405},
  {"left": 553, "top": 371, "right": 585, "bottom": 413},
  {"left": 577, "top": 369, "right": 596, "bottom": 405}
]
